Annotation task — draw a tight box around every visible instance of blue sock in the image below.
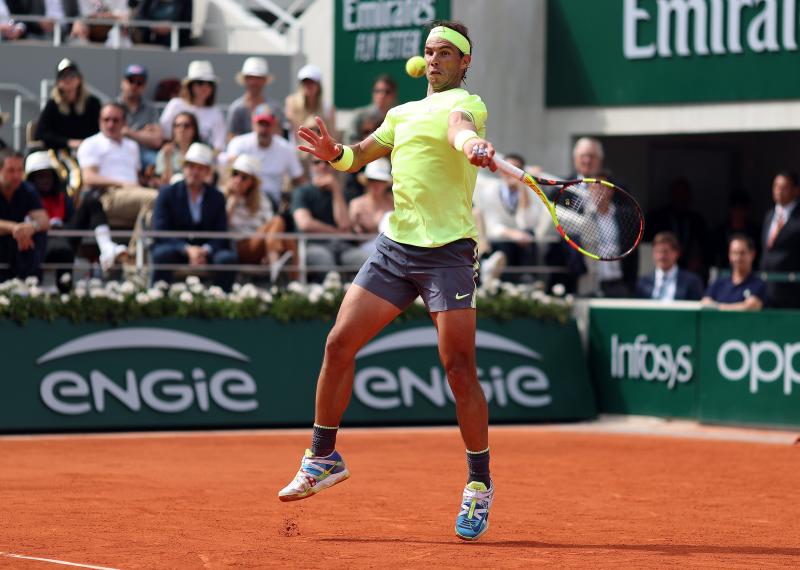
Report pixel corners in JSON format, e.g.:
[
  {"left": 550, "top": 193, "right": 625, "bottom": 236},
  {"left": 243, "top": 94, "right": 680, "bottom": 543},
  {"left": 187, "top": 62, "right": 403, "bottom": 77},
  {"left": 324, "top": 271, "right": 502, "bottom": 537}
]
[
  {"left": 466, "top": 447, "right": 491, "bottom": 487},
  {"left": 311, "top": 423, "right": 338, "bottom": 457}
]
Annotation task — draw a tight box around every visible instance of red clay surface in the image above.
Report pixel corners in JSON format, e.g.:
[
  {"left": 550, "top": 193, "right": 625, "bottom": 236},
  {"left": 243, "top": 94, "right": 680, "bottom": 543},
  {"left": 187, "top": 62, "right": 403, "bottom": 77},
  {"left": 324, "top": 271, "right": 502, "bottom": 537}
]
[{"left": 1, "top": 427, "right": 798, "bottom": 569}]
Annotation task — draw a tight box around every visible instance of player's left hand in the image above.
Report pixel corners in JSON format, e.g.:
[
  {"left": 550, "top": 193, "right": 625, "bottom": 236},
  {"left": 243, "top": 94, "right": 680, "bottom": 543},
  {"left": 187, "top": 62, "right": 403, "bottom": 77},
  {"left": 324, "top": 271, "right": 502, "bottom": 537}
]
[
  {"left": 297, "top": 116, "right": 340, "bottom": 162},
  {"left": 466, "top": 139, "right": 497, "bottom": 171}
]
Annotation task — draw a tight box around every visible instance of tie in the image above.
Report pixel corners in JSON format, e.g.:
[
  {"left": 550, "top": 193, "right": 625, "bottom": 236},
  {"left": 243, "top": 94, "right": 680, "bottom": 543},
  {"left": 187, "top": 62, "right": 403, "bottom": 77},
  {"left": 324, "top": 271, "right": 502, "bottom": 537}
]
[{"left": 768, "top": 210, "right": 785, "bottom": 249}]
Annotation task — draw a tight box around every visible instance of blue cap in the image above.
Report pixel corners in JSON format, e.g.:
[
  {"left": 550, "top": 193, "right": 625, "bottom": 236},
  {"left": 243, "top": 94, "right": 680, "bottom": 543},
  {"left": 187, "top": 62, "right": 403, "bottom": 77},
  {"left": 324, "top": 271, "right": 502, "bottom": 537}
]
[{"left": 124, "top": 64, "right": 148, "bottom": 79}]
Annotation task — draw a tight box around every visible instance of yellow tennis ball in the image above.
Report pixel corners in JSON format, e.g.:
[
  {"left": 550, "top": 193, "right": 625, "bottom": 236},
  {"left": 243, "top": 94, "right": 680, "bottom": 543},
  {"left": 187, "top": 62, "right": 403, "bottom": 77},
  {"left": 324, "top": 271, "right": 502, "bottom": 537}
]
[{"left": 405, "top": 55, "right": 426, "bottom": 78}]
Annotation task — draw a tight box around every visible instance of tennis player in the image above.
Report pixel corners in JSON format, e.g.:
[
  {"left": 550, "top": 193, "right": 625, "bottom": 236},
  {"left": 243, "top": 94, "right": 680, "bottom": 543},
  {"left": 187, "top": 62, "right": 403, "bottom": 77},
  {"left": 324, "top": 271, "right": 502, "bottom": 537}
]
[{"left": 278, "top": 20, "right": 497, "bottom": 541}]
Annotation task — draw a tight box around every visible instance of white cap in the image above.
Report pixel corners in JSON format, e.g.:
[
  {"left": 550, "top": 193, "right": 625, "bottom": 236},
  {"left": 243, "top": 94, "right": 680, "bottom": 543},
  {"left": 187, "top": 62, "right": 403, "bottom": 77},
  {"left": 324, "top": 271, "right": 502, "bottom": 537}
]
[
  {"left": 297, "top": 64, "right": 322, "bottom": 83},
  {"left": 237, "top": 57, "right": 272, "bottom": 84},
  {"left": 185, "top": 60, "right": 217, "bottom": 83},
  {"left": 183, "top": 143, "right": 214, "bottom": 167},
  {"left": 25, "top": 151, "right": 55, "bottom": 175},
  {"left": 231, "top": 154, "right": 260, "bottom": 178},
  {"left": 0, "top": 104, "right": 9, "bottom": 126},
  {"left": 363, "top": 158, "right": 392, "bottom": 182}
]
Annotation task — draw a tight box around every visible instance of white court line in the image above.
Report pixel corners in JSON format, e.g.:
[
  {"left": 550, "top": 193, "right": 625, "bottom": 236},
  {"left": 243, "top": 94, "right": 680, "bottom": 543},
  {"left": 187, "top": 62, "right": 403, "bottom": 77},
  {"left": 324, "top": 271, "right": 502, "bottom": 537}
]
[{"left": 0, "top": 552, "right": 120, "bottom": 570}]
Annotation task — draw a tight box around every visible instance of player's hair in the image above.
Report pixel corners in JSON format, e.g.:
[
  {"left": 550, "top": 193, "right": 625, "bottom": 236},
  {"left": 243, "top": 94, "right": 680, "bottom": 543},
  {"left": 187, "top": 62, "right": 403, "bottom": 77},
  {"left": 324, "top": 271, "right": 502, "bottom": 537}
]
[
  {"left": 775, "top": 170, "right": 799, "bottom": 186},
  {"left": 427, "top": 20, "right": 472, "bottom": 82},
  {"left": 729, "top": 233, "right": 755, "bottom": 251},
  {"left": 0, "top": 149, "right": 23, "bottom": 169},
  {"left": 505, "top": 153, "right": 526, "bottom": 166},
  {"left": 653, "top": 231, "right": 680, "bottom": 251}
]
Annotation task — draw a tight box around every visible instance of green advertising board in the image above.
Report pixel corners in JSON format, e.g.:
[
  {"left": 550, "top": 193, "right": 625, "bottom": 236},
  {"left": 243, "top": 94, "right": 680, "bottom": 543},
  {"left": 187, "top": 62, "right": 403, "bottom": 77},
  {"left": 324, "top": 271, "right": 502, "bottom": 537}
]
[
  {"left": 546, "top": 0, "right": 800, "bottom": 107},
  {"left": 0, "top": 317, "right": 595, "bottom": 433},
  {"left": 588, "top": 306, "right": 698, "bottom": 418},
  {"left": 334, "top": 0, "right": 451, "bottom": 109},
  {"left": 698, "top": 310, "right": 800, "bottom": 428}
]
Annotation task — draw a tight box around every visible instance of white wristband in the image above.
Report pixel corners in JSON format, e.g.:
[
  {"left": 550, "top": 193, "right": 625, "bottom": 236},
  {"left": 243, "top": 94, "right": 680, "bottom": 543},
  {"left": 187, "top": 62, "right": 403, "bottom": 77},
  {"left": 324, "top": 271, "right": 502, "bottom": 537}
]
[{"left": 454, "top": 129, "right": 479, "bottom": 152}]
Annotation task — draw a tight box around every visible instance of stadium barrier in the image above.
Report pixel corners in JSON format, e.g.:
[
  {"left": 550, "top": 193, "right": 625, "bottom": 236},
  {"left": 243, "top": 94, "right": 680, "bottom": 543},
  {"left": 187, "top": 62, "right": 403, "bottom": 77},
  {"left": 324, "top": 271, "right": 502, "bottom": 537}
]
[
  {"left": 0, "top": 316, "right": 595, "bottom": 433},
  {"left": 588, "top": 300, "right": 800, "bottom": 429}
]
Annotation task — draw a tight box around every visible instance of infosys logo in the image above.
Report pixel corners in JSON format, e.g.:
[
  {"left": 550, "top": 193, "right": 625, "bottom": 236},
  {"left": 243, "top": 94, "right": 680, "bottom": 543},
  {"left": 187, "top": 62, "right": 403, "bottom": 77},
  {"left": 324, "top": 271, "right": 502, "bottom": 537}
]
[
  {"left": 352, "top": 327, "right": 552, "bottom": 409},
  {"left": 717, "top": 339, "right": 800, "bottom": 395},
  {"left": 38, "top": 328, "right": 258, "bottom": 415},
  {"left": 610, "top": 334, "right": 693, "bottom": 389}
]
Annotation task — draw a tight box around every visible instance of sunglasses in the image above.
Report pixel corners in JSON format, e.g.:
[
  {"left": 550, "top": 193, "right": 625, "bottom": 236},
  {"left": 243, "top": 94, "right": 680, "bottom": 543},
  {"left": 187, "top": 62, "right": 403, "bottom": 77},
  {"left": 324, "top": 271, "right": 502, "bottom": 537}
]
[
  {"left": 126, "top": 77, "right": 146, "bottom": 86},
  {"left": 173, "top": 122, "right": 193, "bottom": 129}
]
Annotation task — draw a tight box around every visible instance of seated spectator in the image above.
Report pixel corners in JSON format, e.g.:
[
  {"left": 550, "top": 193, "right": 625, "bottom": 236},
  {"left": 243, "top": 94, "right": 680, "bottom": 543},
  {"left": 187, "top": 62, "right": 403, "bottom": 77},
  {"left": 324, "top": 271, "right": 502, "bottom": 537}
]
[
  {"left": 224, "top": 104, "right": 305, "bottom": 210},
  {"left": 0, "top": 105, "right": 8, "bottom": 149},
  {"left": 348, "top": 75, "right": 396, "bottom": 143},
  {"left": 702, "top": 234, "right": 766, "bottom": 311},
  {"left": 0, "top": 151, "right": 48, "bottom": 281},
  {"left": 117, "top": 64, "right": 163, "bottom": 170},
  {"left": 151, "top": 143, "right": 237, "bottom": 290},
  {"left": 35, "top": 59, "right": 101, "bottom": 152},
  {"left": 76, "top": 102, "right": 157, "bottom": 269},
  {"left": 3, "top": 0, "right": 79, "bottom": 39},
  {"left": 25, "top": 151, "right": 75, "bottom": 291},
  {"left": 154, "top": 111, "right": 200, "bottom": 187},
  {"left": 760, "top": 171, "right": 800, "bottom": 308},
  {"left": 160, "top": 61, "right": 227, "bottom": 153},
  {"left": 285, "top": 64, "right": 337, "bottom": 170},
  {"left": 472, "top": 153, "right": 545, "bottom": 283},
  {"left": 349, "top": 158, "right": 393, "bottom": 235},
  {"left": 224, "top": 154, "right": 295, "bottom": 276},
  {"left": 291, "top": 159, "right": 368, "bottom": 279},
  {"left": 70, "top": 0, "right": 132, "bottom": 46},
  {"left": 227, "top": 57, "right": 287, "bottom": 139},
  {"left": 636, "top": 231, "right": 704, "bottom": 301},
  {"left": 134, "top": 0, "right": 192, "bottom": 48}
]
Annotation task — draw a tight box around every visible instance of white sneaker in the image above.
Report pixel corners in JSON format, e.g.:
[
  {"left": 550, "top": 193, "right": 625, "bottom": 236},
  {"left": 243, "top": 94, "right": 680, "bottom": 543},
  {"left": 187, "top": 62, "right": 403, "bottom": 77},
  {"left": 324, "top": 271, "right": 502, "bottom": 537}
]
[
  {"left": 480, "top": 251, "right": 507, "bottom": 283},
  {"left": 278, "top": 449, "right": 350, "bottom": 502}
]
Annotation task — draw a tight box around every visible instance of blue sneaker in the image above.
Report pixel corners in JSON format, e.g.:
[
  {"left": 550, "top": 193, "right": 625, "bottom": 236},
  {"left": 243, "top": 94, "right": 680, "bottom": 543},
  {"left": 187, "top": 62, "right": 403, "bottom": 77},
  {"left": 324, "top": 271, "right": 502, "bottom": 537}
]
[
  {"left": 278, "top": 449, "right": 350, "bottom": 502},
  {"left": 454, "top": 481, "right": 494, "bottom": 541}
]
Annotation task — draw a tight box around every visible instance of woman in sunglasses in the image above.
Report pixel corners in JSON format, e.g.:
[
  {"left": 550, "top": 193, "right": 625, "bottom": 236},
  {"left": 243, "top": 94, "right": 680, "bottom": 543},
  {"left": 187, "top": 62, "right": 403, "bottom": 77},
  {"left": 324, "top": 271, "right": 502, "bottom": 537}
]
[
  {"left": 159, "top": 60, "right": 227, "bottom": 152},
  {"left": 154, "top": 111, "right": 200, "bottom": 186},
  {"left": 224, "top": 154, "right": 296, "bottom": 276}
]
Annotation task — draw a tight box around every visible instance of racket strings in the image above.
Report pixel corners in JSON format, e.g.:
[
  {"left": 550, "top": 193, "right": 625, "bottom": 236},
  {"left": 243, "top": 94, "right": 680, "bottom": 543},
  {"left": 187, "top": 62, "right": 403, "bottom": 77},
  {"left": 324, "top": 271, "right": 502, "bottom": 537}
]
[{"left": 554, "top": 183, "right": 642, "bottom": 260}]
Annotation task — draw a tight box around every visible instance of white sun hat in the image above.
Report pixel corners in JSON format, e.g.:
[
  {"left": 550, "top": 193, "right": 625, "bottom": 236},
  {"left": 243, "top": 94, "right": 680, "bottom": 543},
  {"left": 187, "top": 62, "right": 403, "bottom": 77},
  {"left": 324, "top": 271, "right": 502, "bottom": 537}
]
[
  {"left": 183, "top": 143, "right": 214, "bottom": 167},
  {"left": 184, "top": 60, "right": 217, "bottom": 84},
  {"left": 231, "top": 154, "right": 261, "bottom": 177},
  {"left": 25, "top": 151, "right": 56, "bottom": 176},
  {"left": 297, "top": 64, "right": 322, "bottom": 83},
  {"left": 363, "top": 158, "right": 392, "bottom": 182},
  {"left": 236, "top": 57, "right": 273, "bottom": 85}
]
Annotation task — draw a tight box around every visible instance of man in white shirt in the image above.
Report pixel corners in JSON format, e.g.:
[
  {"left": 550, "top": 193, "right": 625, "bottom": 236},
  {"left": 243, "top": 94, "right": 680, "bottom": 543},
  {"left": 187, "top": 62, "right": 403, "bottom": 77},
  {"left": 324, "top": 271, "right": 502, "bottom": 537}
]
[
  {"left": 635, "top": 231, "right": 704, "bottom": 301},
  {"left": 224, "top": 104, "right": 306, "bottom": 209},
  {"left": 76, "top": 102, "right": 157, "bottom": 268}
]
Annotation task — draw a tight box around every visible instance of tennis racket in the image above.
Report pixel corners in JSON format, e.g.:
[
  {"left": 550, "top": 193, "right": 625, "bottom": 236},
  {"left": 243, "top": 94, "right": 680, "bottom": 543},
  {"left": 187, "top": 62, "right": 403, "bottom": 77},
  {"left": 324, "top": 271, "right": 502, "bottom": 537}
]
[{"left": 493, "top": 156, "right": 644, "bottom": 261}]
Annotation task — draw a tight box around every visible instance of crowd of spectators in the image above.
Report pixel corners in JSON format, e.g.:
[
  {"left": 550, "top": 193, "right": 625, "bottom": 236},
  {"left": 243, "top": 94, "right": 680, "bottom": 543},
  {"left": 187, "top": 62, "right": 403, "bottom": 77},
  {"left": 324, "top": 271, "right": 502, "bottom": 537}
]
[{"left": 1, "top": 52, "right": 799, "bottom": 311}]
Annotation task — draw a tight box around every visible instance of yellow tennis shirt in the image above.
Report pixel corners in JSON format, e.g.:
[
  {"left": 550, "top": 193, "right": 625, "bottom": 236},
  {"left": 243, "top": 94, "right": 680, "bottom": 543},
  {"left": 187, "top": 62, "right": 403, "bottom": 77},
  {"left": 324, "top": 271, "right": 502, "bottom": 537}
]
[{"left": 371, "top": 88, "right": 487, "bottom": 248}]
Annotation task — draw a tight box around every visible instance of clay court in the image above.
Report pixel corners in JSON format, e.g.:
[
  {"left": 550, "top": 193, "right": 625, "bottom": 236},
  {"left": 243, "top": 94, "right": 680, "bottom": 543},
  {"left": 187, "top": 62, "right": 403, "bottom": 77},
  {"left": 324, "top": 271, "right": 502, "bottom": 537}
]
[{"left": 1, "top": 425, "right": 798, "bottom": 569}]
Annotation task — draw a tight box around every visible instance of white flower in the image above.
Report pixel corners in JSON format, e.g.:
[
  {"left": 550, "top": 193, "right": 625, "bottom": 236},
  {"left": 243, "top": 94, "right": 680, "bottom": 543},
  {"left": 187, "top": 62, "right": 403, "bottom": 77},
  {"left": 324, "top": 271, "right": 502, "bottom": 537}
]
[
  {"left": 170, "top": 282, "right": 187, "bottom": 294},
  {"left": 136, "top": 292, "right": 150, "bottom": 304},
  {"left": 270, "top": 285, "right": 278, "bottom": 295},
  {"left": 531, "top": 290, "right": 546, "bottom": 302},
  {"left": 190, "top": 283, "right": 205, "bottom": 294},
  {"left": 551, "top": 283, "right": 566, "bottom": 297},
  {"left": 60, "top": 294, "right": 70, "bottom": 303},
  {"left": 308, "top": 290, "right": 322, "bottom": 303},
  {"left": 0, "top": 295, "right": 9, "bottom": 306},
  {"left": 89, "top": 278, "right": 103, "bottom": 289},
  {"left": 287, "top": 281, "right": 306, "bottom": 295},
  {"left": 323, "top": 291, "right": 335, "bottom": 302},
  {"left": 179, "top": 291, "right": 193, "bottom": 303},
  {"left": 207, "top": 286, "right": 224, "bottom": 298},
  {"left": 154, "top": 280, "right": 169, "bottom": 291},
  {"left": 147, "top": 288, "right": 164, "bottom": 300},
  {"left": 89, "top": 288, "right": 107, "bottom": 298},
  {"left": 24, "top": 276, "right": 39, "bottom": 287},
  {"left": 232, "top": 282, "right": 241, "bottom": 293},
  {"left": 259, "top": 292, "right": 273, "bottom": 303},
  {"left": 59, "top": 273, "right": 72, "bottom": 284},
  {"left": 105, "top": 281, "right": 120, "bottom": 293},
  {"left": 323, "top": 271, "right": 342, "bottom": 290},
  {"left": 75, "top": 288, "right": 86, "bottom": 298},
  {"left": 240, "top": 283, "right": 258, "bottom": 299},
  {"left": 565, "top": 294, "right": 575, "bottom": 305},
  {"left": 120, "top": 281, "right": 135, "bottom": 295},
  {"left": 29, "top": 286, "right": 43, "bottom": 298},
  {"left": 186, "top": 275, "right": 201, "bottom": 286}
]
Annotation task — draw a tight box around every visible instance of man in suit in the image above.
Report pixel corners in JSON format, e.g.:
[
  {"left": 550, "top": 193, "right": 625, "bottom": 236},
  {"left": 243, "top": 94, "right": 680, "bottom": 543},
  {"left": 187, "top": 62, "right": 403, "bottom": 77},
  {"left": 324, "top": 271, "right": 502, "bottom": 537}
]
[
  {"left": 760, "top": 171, "right": 800, "bottom": 308},
  {"left": 150, "top": 143, "right": 238, "bottom": 290},
  {"left": 636, "top": 231, "right": 704, "bottom": 301}
]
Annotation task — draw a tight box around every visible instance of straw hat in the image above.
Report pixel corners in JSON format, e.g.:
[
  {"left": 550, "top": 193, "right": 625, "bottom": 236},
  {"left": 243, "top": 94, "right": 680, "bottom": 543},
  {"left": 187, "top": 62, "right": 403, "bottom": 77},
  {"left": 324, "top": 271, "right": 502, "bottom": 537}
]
[
  {"left": 236, "top": 57, "right": 273, "bottom": 85},
  {"left": 183, "top": 143, "right": 214, "bottom": 167},
  {"left": 182, "top": 60, "right": 217, "bottom": 86}
]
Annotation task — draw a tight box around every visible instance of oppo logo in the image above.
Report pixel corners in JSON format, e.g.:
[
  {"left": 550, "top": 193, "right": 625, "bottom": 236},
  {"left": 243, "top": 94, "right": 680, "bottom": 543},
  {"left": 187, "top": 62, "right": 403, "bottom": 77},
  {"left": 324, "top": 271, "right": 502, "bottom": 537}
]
[
  {"left": 353, "top": 328, "right": 552, "bottom": 409},
  {"left": 38, "top": 328, "right": 258, "bottom": 415},
  {"left": 717, "top": 339, "right": 800, "bottom": 395}
]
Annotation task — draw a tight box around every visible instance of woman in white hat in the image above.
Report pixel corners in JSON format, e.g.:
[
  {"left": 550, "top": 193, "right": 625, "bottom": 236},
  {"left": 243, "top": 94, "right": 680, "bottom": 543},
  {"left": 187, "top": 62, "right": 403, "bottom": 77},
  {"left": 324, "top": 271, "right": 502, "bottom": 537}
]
[
  {"left": 285, "top": 64, "right": 337, "bottom": 144},
  {"left": 159, "top": 60, "right": 227, "bottom": 152},
  {"left": 227, "top": 57, "right": 286, "bottom": 138},
  {"left": 223, "top": 154, "right": 296, "bottom": 274}
]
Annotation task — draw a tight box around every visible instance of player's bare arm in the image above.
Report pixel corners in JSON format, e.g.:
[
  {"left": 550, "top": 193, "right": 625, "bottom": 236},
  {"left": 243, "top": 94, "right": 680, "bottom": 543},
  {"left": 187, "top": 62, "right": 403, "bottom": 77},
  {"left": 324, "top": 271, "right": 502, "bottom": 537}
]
[
  {"left": 448, "top": 111, "right": 496, "bottom": 171},
  {"left": 297, "top": 116, "right": 389, "bottom": 173}
]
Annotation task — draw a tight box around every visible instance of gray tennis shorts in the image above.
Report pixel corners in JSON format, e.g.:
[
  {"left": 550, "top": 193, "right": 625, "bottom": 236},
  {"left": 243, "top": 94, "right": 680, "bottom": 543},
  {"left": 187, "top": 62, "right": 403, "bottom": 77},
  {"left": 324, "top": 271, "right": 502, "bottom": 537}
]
[{"left": 353, "top": 234, "right": 478, "bottom": 312}]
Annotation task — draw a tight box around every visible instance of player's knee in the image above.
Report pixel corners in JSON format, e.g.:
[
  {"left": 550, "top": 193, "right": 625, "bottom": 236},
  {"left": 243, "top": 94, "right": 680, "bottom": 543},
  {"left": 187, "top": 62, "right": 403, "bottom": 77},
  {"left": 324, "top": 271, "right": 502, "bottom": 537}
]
[
  {"left": 324, "top": 328, "right": 357, "bottom": 363},
  {"left": 444, "top": 361, "right": 476, "bottom": 398}
]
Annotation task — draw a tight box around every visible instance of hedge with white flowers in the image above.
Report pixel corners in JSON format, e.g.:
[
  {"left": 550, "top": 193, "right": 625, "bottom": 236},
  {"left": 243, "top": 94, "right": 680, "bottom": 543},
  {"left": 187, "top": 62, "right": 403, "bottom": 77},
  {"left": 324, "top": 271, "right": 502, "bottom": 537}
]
[{"left": 0, "top": 274, "right": 572, "bottom": 325}]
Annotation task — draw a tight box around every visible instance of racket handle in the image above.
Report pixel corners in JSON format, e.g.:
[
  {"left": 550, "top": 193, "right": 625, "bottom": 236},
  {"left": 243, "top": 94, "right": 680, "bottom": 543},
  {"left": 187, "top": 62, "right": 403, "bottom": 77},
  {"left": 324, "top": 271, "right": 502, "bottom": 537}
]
[{"left": 493, "top": 156, "right": 526, "bottom": 181}]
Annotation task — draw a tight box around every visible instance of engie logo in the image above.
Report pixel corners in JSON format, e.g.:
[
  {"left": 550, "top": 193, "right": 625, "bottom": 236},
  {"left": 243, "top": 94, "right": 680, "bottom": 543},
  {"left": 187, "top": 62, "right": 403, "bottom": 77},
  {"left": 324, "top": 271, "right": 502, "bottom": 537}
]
[
  {"left": 38, "top": 328, "right": 258, "bottom": 415},
  {"left": 352, "top": 327, "right": 552, "bottom": 410},
  {"left": 610, "top": 334, "right": 693, "bottom": 389},
  {"left": 717, "top": 339, "right": 800, "bottom": 395}
]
